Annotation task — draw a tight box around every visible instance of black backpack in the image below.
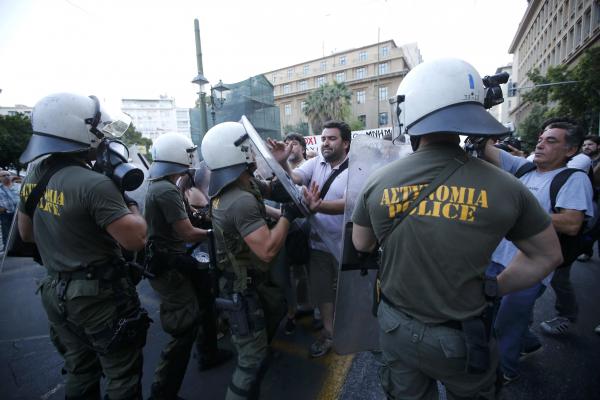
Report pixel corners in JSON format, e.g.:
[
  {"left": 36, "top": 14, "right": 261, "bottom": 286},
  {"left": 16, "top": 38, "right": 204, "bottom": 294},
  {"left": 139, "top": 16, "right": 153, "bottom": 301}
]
[{"left": 514, "top": 162, "right": 591, "bottom": 266}]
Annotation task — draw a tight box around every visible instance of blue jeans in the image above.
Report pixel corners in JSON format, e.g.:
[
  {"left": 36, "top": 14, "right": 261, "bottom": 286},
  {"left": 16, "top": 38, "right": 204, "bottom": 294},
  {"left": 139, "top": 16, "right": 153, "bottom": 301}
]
[{"left": 486, "top": 262, "right": 545, "bottom": 378}]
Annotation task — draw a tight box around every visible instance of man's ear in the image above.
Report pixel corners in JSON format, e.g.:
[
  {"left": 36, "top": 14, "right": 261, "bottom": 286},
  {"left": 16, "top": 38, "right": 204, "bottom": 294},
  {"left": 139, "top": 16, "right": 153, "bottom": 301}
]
[
  {"left": 566, "top": 146, "right": 579, "bottom": 159},
  {"left": 344, "top": 140, "right": 350, "bottom": 153}
]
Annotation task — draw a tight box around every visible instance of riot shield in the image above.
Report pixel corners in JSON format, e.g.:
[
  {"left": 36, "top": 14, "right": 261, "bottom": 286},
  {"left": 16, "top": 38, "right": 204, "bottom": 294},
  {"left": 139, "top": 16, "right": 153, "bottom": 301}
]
[
  {"left": 193, "top": 160, "right": 211, "bottom": 197},
  {"left": 126, "top": 145, "right": 151, "bottom": 214},
  {"left": 1, "top": 162, "right": 40, "bottom": 272},
  {"left": 333, "top": 135, "right": 412, "bottom": 355},
  {"left": 240, "top": 116, "right": 344, "bottom": 263}
]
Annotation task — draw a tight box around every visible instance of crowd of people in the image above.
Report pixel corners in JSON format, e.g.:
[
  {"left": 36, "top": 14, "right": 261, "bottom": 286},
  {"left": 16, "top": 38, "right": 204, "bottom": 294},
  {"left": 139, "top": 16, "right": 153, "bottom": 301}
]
[
  {"left": 0, "top": 169, "right": 21, "bottom": 250},
  {"left": 6, "top": 56, "right": 600, "bottom": 400}
]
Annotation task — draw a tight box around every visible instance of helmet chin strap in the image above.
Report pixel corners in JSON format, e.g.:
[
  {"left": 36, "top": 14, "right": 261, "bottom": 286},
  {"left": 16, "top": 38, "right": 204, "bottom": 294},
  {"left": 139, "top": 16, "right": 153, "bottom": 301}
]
[{"left": 410, "top": 136, "right": 421, "bottom": 151}]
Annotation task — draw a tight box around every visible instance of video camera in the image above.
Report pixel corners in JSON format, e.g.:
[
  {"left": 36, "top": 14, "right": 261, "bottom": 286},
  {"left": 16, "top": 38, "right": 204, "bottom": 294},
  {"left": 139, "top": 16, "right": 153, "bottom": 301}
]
[
  {"left": 493, "top": 136, "right": 522, "bottom": 153},
  {"left": 482, "top": 71, "right": 509, "bottom": 109}
]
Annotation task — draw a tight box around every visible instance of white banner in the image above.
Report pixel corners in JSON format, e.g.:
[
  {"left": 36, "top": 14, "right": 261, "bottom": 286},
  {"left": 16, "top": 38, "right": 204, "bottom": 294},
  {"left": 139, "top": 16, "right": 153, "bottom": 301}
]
[{"left": 303, "top": 127, "right": 392, "bottom": 156}]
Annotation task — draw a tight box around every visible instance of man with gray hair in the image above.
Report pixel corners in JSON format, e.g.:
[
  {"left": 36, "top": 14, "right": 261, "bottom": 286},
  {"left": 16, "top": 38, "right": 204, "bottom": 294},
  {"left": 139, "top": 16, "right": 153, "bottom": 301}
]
[{"left": 483, "top": 119, "right": 593, "bottom": 382}]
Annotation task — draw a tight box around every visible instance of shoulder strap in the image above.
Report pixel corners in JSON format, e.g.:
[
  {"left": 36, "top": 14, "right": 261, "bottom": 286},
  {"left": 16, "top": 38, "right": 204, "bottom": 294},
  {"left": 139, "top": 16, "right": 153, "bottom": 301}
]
[
  {"left": 549, "top": 168, "right": 583, "bottom": 212},
  {"left": 24, "top": 157, "right": 82, "bottom": 218},
  {"left": 380, "top": 152, "right": 469, "bottom": 245},
  {"left": 515, "top": 162, "right": 537, "bottom": 178},
  {"left": 319, "top": 158, "right": 349, "bottom": 199}
]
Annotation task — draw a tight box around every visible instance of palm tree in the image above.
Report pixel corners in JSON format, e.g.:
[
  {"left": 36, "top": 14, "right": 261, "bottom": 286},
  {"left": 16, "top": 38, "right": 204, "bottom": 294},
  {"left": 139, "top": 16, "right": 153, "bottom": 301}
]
[{"left": 303, "top": 81, "right": 352, "bottom": 134}]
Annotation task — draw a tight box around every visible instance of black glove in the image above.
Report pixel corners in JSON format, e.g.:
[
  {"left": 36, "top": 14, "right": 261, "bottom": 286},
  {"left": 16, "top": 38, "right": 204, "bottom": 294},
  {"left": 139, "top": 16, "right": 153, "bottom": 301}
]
[
  {"left": 281, "top": 202, "right": 303, "bottom": 222},
  {"left": 269, "top": 179, "right": 292, "bottom": 203},
  {"left": 123, "top": 192, "right": 139, "bottom": 208}
]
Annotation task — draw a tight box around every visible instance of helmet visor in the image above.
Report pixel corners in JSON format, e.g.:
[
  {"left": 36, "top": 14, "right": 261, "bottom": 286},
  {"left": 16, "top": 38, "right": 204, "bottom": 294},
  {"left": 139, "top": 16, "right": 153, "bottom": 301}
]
[
  {"left": 407, "top": 102, "right": 510, "bottom": 137},
  {"left": 98, "top": 110, "right": 131, "bottom": 138}
]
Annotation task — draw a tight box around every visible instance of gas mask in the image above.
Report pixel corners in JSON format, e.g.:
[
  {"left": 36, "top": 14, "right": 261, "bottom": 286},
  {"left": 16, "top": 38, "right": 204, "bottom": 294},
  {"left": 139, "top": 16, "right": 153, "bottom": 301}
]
[{"left": 94, "top": 138, "right": 144, "bottom": 192}]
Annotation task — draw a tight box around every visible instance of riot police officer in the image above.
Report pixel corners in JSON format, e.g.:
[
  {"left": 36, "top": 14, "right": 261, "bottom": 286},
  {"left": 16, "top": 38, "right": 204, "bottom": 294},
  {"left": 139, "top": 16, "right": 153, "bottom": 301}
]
[
  {"left": 17, "top": 93, "right": 150, "bottom": 400},
  {"left": 201, "top": 122, "right": 300, "bottom": 400},
  {"left": 145, "top": 132, "right": 230, "bottom": 399},
  {"left": 351, "top": 59, "right": 563, "bottom": 399}
]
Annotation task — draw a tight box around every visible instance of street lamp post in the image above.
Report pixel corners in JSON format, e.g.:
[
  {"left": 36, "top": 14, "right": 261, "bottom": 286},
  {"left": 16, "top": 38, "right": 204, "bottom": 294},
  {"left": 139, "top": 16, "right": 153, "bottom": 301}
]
[{"left": 208, "top": 80, "right": 230, "bottom": 126}]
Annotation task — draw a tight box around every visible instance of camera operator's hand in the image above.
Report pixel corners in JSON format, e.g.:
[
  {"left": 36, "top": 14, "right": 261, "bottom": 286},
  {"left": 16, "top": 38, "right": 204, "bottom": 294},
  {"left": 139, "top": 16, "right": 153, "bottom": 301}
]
[
  {"left": 281, "top": 202, "right": 303, "bottom": 222},
  {"left": 506, "top": 144, "right": 525, "bottom": 158},
  {"left": 123, "top": 192, "right": 139, "bottom": 209}
]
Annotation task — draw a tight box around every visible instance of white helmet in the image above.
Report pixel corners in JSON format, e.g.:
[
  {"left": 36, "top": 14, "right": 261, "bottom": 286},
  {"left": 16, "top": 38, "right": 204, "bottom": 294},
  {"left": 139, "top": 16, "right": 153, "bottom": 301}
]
[
  {"left": 20, "top": 93, "right": 131, "bottom": 164},
  {"left": 149, "top": 132, "right": 197, "bottom": 180},
  {"left": 201, "top": 121, "right": 255, "bottom": 197},
  {"left": 396, "top": 58, "right": 509, "bottom": 136}
]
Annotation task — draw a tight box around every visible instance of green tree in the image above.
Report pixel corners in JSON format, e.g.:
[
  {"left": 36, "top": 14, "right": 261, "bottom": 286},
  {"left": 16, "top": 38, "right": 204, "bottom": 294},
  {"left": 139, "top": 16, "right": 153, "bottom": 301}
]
[
  {"left": 522, "top": 47, "right": 600, "bottom": 134},
  {"left": 282, "top": 122, "right": 309, "bottom": 136},
  {"left": 303, "top": 81, "right": 352, "bottom": 134},
  {"left": 120, "top": 124, "right": 153, "bottom": 157},
  {"left": 348, "top": 117, "right": 365, "bottom": 131},
  {"left": 518, "top": 104, "right": 549, "bottom": 153},
  {"left": 0, "top": 113, "right": 33, "bottom": 173}
]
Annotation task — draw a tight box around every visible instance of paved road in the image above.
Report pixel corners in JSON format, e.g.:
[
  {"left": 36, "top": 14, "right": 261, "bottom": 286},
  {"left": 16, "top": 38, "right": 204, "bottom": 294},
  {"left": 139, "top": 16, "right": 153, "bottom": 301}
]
[{"left": 0, "top": 253, "right": 599, "bottom": 400}]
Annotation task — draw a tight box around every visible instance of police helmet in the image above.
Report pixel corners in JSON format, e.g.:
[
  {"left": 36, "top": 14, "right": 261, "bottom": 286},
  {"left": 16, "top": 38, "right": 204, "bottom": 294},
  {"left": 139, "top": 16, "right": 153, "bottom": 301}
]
[
  {"left": 20, "top": 93, "right": 131, "bottom": 164},
  {"left": 396, "top": 58, "right": 509, "bottom": 137},
  {"left": 149, "top": 133, "right": 197, "bottom": 180},
  {"left": 201, "top": 122, "right": 255, "bottom": 197}
]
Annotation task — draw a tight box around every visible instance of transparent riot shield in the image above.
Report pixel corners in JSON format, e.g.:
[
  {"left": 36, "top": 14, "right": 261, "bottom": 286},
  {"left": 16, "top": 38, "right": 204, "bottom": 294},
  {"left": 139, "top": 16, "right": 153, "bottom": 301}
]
[
  {"left": 126, "top": 145, "right": 151, "bottom": 214},
  {"left": 240, "top": 116, "right": 344, "bottom": 262},
  {"left": 1, "top": 162, "right": 39, "bottom": 272},
  {"left": 333, "top": 135, "right": 412, "bottom": 355}
]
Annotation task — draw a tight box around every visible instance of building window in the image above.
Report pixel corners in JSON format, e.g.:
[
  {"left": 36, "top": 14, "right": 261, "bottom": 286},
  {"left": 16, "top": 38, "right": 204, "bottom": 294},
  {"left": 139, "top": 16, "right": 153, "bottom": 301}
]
[
  {"left": 271, "top": 74, "right": 277, "bottom": 83},
  {"left": 380, "top": 46, "right": 389, "bottom": 57},
  {"left": 298, "top": 80, "right": 308, "bottom": 91},
  {"left": 356, "top": 67, "right": 367, "bottom": 79},
  {"left": 508, "top": 81, "right": 518, "bottom": 97},
  {"left": 320, "top": 61, "right": 327, "bottom": 71},
  {"left": 359, "top": 51, "right": 367, "bottom": 61},
  {"left": 595, "top": 1, "right": 600, "bottom": 29},
  {"left": 339, "top": 55, "right": 347, "bottom": 65},
  {"left": 300, "top": 101, "right": 307, "bottom": 112},
  {"left": 379, "top": 112, "right": 389, "bottom": 126},
  {"left": 284, "top": 104, "right": 292, "bottom": 116},
  {"left": 303, "top": 65, "right": 310, "bottom": 75},
  {"left": 283, "top": 84, "right": 291, "bottom": 94},
  {"left": 358, "top": 115, "right": 366, "bottom": 126},
  {"left": 335, "top": 72, "right": 346, "bottom": 82},
  {"left": 316, "top": 76, "right": 326, "bottom": 86},
  {"left": 575, "top": 18, "right": 582, "bottom": 46},
  {"left": 567, "top": 28, "right": 575, "bottom": 54},
  {"left": 287, "top": 68, "right": 294, "bottom": 79},
  {"left": 583, "top": 8, "right": 591, "bottom": 38},
  {"left": 356, "top": 90, "right": 366, "bottom": 104},
  {"left": 378, "top": 62, "right": 388, "bottom": 75},
  {"left": 378, "top": 87, "right": 388, "bottom": 101}
]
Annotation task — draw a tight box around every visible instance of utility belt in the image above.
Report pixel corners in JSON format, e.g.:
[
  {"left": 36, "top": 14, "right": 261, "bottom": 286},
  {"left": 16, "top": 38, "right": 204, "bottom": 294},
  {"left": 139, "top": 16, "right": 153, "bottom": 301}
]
[
  {"left": 48, "top": 260, "right": 148, "bottom": 286},
  {"left": 380, "top": 292, "right": 493, "bottom": 374},
  {"left": 48, "top": 264, "right": 126, "bottom": 283},
  {"left": 380, "top": 293, "right": 462, "bottom": 331}
]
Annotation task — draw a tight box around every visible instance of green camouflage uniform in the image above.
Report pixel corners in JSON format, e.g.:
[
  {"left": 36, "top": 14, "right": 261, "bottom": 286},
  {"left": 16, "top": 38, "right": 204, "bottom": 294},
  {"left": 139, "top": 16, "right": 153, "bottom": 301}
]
[
  {"left": 20, "top": 156, "right": 147, "bottom": 400},
  {"left": 211, "top": 180, "right": 285, "bottom": 400}
]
